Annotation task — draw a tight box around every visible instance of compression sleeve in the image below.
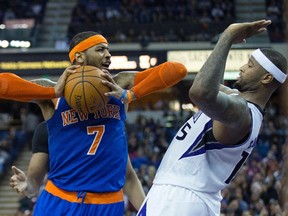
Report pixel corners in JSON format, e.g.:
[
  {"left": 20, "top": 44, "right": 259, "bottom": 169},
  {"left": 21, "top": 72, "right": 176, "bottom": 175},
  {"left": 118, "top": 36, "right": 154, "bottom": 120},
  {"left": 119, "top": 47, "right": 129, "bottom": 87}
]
[
  {"left": 0, "top": 73, "right": 56, "bottom": 102},
  {"left": 32, "top": 121, "right": 48, "bottom": 154},
  {"left": 131, "top": 62, "right": 187, "bottom": 99}
]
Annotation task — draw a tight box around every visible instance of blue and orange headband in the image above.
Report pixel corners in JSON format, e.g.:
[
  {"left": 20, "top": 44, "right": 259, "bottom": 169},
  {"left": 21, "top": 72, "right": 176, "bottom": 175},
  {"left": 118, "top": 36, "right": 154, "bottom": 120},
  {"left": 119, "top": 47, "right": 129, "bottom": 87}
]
[{"left": 69, "top": 35, "right": 108, "bottom": 63}]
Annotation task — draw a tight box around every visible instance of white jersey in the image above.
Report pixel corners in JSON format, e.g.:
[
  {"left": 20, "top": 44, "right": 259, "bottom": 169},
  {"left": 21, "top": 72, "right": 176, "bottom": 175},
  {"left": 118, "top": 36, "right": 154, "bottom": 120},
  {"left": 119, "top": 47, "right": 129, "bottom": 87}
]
[{"left": 151, "top": 102, "right": 263, "bottom": 213}]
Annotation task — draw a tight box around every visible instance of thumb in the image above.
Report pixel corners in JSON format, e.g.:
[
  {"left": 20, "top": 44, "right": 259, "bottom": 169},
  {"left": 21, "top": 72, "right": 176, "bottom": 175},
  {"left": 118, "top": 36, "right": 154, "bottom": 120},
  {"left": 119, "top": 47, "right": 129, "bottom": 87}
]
[{"left": 11, "top": 166, "right": 23, "bottom": 175}]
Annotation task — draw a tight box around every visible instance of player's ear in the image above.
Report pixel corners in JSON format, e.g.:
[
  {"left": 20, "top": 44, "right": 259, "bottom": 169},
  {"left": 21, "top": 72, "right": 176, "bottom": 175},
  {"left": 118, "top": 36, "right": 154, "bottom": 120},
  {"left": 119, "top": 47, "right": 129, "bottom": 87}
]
[
  {"left": 75, "top": 52, "right": 85, "bottom": 64},
  {"left": 262, "top": 73, "right": 274, "bottom": 84}
]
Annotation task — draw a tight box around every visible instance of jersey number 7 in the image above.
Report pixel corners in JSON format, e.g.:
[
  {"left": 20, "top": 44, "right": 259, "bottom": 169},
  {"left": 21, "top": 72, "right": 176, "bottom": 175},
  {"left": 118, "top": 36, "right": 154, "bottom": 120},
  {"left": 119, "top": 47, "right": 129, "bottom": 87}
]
[{"left": 87, "top": 125, "right": 105, "bottom": 155}]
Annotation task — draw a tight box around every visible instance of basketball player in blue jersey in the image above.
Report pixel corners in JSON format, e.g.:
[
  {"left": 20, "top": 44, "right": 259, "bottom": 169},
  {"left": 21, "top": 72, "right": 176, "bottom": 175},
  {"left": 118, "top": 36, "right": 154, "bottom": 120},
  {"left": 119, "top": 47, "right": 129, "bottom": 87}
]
[
  {"left": 9, "top": 31, "right": 187, "bottom": 215},
  {"left": 136, "top": 20, "right": 288, "bottom": 216},
  {"left": 10, "top": 120, "right": 144, "bottom": 212}
]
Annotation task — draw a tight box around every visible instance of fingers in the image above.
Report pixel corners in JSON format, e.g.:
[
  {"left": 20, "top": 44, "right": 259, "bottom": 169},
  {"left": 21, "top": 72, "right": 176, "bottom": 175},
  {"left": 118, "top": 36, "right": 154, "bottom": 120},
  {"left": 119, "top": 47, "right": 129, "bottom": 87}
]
[
  {"left": 10, "top": 165, "right": 29, "bottom": 195},
  {"left": 54, "top": 65, "right": 80, "bottom": 97},
  {"left": 101, "top": 69, "right": 112, "bottom": 76},
  {"left": 101, "top": 74, "right": 118, "bottom": 90},
  {"left": 64, "top": 65, "right": 80, "bottom": 75},
  {"left": 10, "top": 181, "right": 23, "bottom": 194},
  {"left": 101, "top": 80, "right": 115, "bottom": 90},
  {"left": 11, "top": 166, "right": 22, "bottom": 175},
  {"left": 101, "top": 73, "right": 114, "bottom": 83},
  {"left": 69, "top": 65, "right": 81, "bottom": 70},
  {"left": 10, "top": 174, "right": 21, "bottom": 192},
  {"left": 11, "top": 166, "right": 27, "bottom": 181},
  {"left": 253, "top": 20, "right": 271, "bottom": 33},
  {"left": 253, "top": 19, "right": 271, "bottom": 27},
  {"left": 227, "top": 19, "right": 272, "bottom": 43},
  {"left": 101, "top": 79, "right": 125, "bottom": 98}
]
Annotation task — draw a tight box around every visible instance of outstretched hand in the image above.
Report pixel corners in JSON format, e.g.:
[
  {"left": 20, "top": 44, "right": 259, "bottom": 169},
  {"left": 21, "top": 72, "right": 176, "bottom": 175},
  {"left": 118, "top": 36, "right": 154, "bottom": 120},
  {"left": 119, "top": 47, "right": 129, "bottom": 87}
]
[
  {"left": 10, "top": 166, "right": 28, "bottom": 194},
  {"left": 224, "top": 19, "right": 272, "bottom": 44},
  {"left": 54, "top": 65, "right": 80, "bottom": 97}
]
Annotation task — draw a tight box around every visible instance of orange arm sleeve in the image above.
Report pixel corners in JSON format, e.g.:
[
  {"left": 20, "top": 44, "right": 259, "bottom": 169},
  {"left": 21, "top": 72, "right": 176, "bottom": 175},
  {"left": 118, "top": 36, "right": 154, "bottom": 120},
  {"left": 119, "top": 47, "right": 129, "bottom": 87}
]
[
  {"left": 131, "top": 62, "right": 187, "bottom": 99},
  {"left": 0, "top": 73, "right": 56, "bottom": 102}
]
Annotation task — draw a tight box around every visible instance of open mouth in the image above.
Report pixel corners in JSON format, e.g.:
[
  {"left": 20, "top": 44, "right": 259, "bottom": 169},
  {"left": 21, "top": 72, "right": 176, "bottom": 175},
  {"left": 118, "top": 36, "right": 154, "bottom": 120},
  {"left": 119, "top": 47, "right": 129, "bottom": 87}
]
[{"left": 102, "top": 62, "right": 110, "bottom": 70}]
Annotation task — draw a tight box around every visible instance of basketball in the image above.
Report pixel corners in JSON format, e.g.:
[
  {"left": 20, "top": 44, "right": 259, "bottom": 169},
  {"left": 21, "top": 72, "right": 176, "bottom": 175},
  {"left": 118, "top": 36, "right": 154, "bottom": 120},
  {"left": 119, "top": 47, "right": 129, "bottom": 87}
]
[{"left": 64, "top": 65, "right": 110, "bottom": 113}]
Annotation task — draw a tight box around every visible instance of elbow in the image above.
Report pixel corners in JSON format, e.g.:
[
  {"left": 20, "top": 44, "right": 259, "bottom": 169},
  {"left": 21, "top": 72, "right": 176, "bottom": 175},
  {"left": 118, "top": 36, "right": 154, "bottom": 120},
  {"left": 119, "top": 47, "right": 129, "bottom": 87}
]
[
  {"left": 189, "top": 84, "right": 216, "bottom": 105},
  {"left": 189, "top": 85, "right": 201, "bottom": 103},
  {"left": 160, "top": 62, "right": 188, "bottom": 87},
  {"left": 168, "top": 62, "right": 188, "bottom": 79}
]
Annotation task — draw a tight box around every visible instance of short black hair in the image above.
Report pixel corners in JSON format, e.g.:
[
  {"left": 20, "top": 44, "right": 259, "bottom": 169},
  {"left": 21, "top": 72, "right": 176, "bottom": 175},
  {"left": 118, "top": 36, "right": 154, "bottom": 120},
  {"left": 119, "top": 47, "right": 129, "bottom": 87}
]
[
  {"left": 260, "top": 48, "right": 287, "bottom": 75},
  {"left": 69, "top": 31, "right": 101, "bottom": 53}
]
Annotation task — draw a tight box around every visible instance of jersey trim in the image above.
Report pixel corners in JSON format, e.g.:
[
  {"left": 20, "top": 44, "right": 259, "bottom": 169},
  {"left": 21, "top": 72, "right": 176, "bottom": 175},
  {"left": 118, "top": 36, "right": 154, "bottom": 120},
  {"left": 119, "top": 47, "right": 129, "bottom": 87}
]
[{"left": 45, "top": 180, "right": 124, "bottom": 204}]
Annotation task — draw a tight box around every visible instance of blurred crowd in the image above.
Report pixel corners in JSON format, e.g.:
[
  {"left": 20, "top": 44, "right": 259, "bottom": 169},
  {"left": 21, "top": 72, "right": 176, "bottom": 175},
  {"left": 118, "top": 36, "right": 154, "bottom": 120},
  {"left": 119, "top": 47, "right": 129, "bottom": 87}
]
[
  {"left": 0, "top": 0, "right": 285, "bottom": 47},
  {"left": 0, "top": 102, "right": 40, "bottom": 178},
  {"left": 67, "top": 0, "right": 236, "bottom": 44},
  {"left": 266, "top": 0, "right": 285, "bottom": 42},
  {"left": 0, "top": 93, "right": 288, "bottom": 215},
  {"left": 0, "top": 0, "right": 46, "bottom": 24},
  {"left": 67, "top": 0, "right": 285, "bottom": 44}
]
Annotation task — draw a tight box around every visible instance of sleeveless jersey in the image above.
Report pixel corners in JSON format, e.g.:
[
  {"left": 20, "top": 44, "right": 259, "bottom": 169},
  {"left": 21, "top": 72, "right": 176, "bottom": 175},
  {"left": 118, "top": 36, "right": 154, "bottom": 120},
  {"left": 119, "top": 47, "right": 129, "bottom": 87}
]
[
  {"left": 47, "top": 96, "right": 127, "bottom": 193},
  {"left": 153, "top": 102, "right": 263, "bottom": 207}
]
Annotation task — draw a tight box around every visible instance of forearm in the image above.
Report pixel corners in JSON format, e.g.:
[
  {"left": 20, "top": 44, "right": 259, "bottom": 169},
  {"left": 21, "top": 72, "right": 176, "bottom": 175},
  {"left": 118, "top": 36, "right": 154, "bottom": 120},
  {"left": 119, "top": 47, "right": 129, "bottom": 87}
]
[
  {"left": 131, "top": 62, "right": 187, "bottom": 100},
  {"left": 25, "top": 153, "right": 49, "bottom": 198},
  {"left": 0, "top": 73, "right": 56, "bottom": 102},
  {"left": 108, "top": 62, "right": 187, "bottom": 104},
  {"left": 124, "top": 157, "right": 145, "bottom": 210},
  {"left": 191, "top": 34, "right": 233, "bottom": 98},
  {"left": 113, "top": 72, "right": 136, "bottom": 89},
  {"left": 25, "top": 179, "right": 42, "bottom": 198},
  {"left": 124, "top": 174, "right": 145, "bottom": 210}
]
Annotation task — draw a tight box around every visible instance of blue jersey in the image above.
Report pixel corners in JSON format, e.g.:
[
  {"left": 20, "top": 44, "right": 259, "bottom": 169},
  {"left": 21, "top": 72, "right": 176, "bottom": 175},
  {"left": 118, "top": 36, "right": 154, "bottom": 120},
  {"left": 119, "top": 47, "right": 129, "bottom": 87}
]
[{"left": 47, "top": 96, "right": 127, "bottom": 193}]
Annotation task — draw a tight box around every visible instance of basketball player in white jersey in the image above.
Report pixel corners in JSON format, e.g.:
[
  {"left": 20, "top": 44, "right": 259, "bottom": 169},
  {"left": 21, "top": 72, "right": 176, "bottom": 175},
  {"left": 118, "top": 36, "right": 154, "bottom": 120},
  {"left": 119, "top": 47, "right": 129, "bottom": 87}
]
[{"left": 137, "top": 20, "right": 288, "bottom": 216}]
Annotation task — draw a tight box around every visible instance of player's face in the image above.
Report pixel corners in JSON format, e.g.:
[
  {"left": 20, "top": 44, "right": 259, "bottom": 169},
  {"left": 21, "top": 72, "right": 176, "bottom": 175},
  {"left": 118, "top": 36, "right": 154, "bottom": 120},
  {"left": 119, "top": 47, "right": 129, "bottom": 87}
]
[
  {"left": 84, "top": 43, "right": 111, "bottom": 70},
  {"left": 234, "top": 56, "right": 266, "bottom": 92}
]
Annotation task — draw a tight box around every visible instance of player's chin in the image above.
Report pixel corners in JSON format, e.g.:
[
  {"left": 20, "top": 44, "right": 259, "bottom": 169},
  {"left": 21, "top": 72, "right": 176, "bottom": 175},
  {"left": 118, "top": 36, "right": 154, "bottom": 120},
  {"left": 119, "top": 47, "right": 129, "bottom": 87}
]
[
  {"left": 233, "top": 81, "right": 242, "bottom": 91},
  {"left": 101, "top": 64, "right": 110, "bottom": 70}
]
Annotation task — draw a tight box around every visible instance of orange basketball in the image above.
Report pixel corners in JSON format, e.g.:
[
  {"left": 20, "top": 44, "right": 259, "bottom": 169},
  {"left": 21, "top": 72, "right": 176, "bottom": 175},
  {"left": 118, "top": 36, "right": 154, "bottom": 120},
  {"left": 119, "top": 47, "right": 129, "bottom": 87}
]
[{"left": 64, "top": 65, "right": 110, "bottom": 113}]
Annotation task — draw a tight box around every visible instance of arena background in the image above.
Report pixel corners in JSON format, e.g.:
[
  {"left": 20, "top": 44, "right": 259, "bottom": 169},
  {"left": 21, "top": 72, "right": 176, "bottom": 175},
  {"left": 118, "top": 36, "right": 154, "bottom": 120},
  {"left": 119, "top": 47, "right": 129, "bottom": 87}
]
[{"left": 0, "top": 0, "right": 287, "bottom": 215}]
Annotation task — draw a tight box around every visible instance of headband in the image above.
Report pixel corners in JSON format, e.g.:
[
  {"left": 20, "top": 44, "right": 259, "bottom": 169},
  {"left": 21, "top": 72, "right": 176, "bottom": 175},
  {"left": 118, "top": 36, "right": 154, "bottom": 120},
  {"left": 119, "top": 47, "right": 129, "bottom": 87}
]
[
  {"left": 69, "top": 35, "right": 108, "bottom": 63},
  {"left": 251, "top": 49, "right": 287, "bottom": 83}
]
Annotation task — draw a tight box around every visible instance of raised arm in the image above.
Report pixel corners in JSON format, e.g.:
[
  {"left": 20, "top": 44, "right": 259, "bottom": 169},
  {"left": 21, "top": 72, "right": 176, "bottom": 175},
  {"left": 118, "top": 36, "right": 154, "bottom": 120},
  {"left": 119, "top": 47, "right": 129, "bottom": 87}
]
[{"left": 189, "top": 20, "right": 271, "bottom": 126}]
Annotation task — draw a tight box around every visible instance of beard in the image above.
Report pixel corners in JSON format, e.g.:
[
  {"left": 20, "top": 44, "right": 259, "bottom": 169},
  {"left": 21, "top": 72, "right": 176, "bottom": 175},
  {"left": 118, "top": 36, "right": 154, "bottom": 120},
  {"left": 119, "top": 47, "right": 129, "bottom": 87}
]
[
  {"left": 233, "top": 80, "right": 241, "bottom": 91},
  {"left": 85, "top": 56, "right": 102, "bottom": 69},
  {"left": 233, "top": 80, "right": 246, "bottom": 93},
  {"left": 86, "top": 59, "right": 96, "bottom": 67}
]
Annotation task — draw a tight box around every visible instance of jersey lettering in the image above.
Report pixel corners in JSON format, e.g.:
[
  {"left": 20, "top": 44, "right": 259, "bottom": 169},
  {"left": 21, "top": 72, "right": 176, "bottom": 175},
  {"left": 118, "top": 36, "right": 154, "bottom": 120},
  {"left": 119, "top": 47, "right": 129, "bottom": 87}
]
[
  {"left": 61, "top": 110, "right": 78, "bottom": 126},
  {"left": 225, "top": 151, "right": 249, "bottom": 184},
  {"left": 60, "top": 104, "right": 121, "bottom": 127}
]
